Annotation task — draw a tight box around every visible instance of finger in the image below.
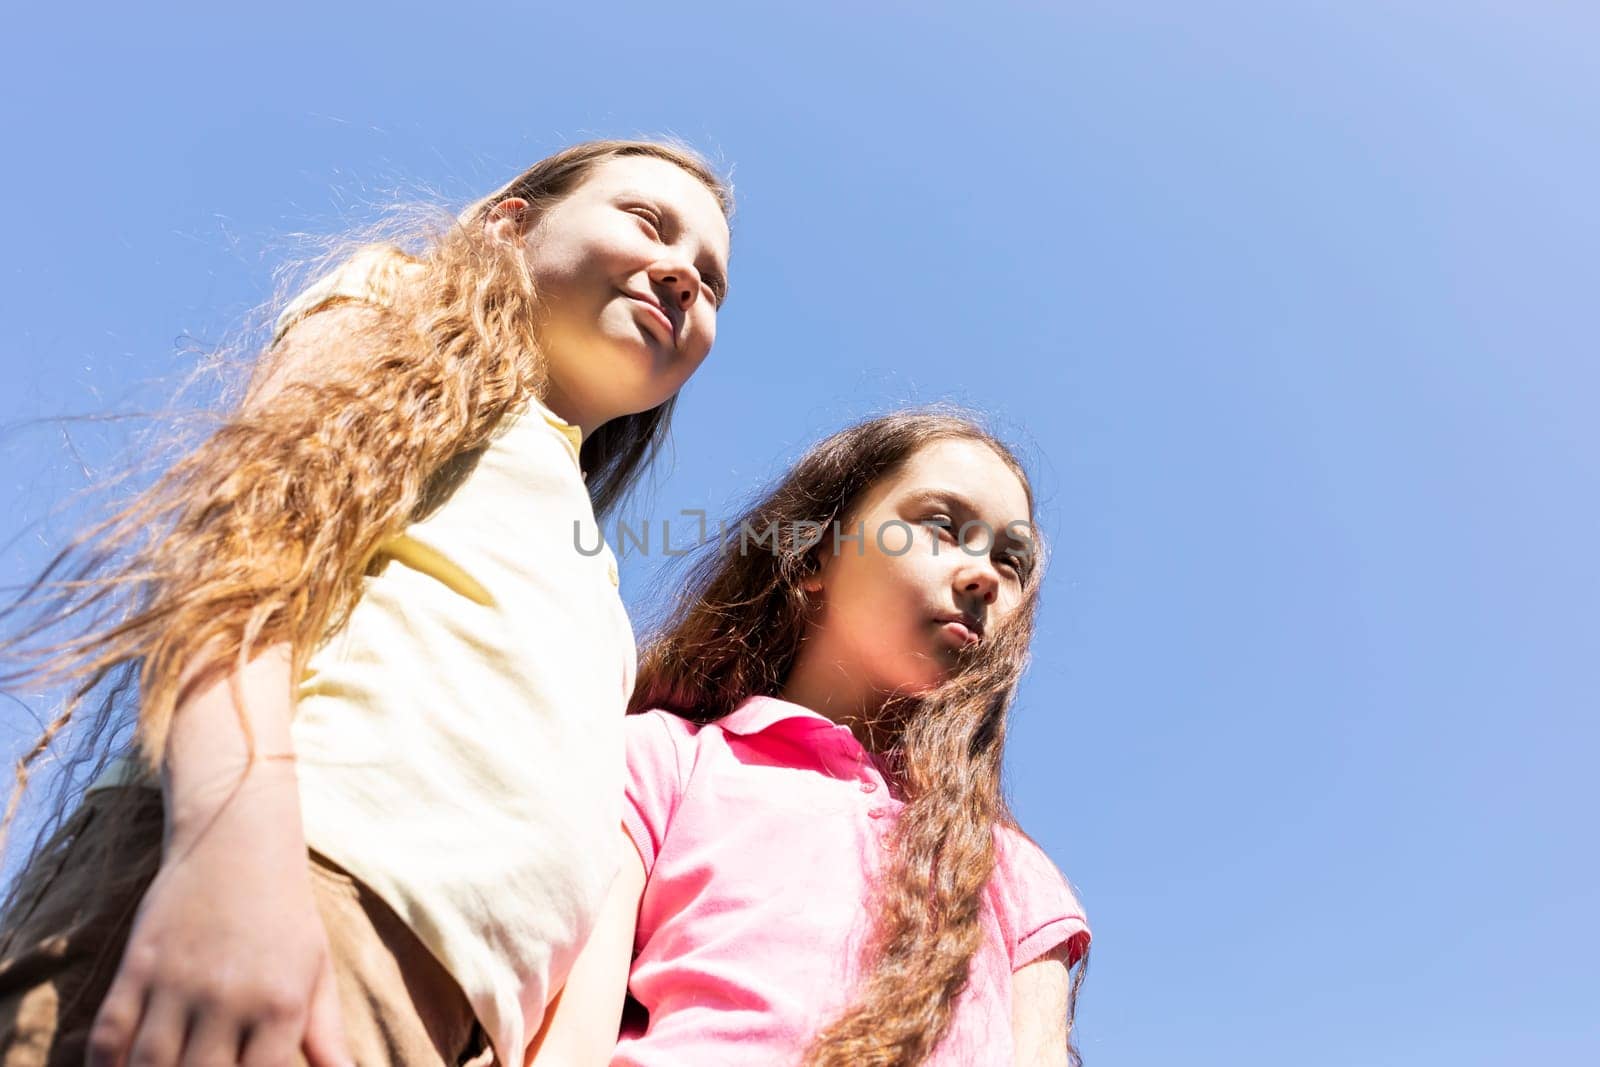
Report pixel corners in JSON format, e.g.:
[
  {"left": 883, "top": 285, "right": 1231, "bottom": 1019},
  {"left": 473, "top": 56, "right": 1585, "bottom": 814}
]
[
  {"left": 177, "top": 1007, "right": 244, "bottom": 1067},
  {"left": 122, "top": 989, "right": 187, "bottom": 1067},
  {"left": 86, "top": 972, "right": 146, "bottom": 1067},
  {"left": 237, "top": 973, "right": 313, "bottom": 1067},
  {"left": 237, "top": 1014, "right": 299, "bottom": 1067},
  {"left": 295, "top": 958, "right": 354, "bottom": 1067}
]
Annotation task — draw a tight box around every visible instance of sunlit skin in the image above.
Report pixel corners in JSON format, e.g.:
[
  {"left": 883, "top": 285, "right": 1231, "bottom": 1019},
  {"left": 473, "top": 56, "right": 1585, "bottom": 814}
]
[
  {"left": 483, "top": 155, "right": 733, "bottom": 439},
  {"left": 780, "top": 438, "right": 1035, "bottom": 747}
]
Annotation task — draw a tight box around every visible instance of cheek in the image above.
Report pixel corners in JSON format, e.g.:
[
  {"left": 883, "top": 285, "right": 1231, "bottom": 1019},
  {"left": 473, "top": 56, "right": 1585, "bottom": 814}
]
[
  {"left": 826, "top": 555, "right": 889, "bottom": 629},
  {"left": 989, "top": 586, "right": 1026, "bottom": 630},
  {"left": 527, "top": 223, "right": 629, "bottom": 290},
  {"left": 873, "top": 553, "right": 938, "bottom": 627},
  {"left": 826, "top": 542, "right": 927, "bottom": 635},
  {"left": 675, "top": 314, "right": 717, "bottom": 374},
  {"left": 592, "top": 218, "right": 657, "bottom": 272},
  {"left": 694, "top": 311, "right": 717, "bottom": 356},
  {"left": 524, "top": 249, "right": 585, "bottom": 310}
]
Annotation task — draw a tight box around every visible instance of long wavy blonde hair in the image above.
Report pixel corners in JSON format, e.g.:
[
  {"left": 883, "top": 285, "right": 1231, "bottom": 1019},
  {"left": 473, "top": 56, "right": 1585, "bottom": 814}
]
[
  {"left": 0, "top": 139, "right": 732, "bottom": 868},
  {"left": 631, "top": 409, "right": 1088, "bottom": 1065}
]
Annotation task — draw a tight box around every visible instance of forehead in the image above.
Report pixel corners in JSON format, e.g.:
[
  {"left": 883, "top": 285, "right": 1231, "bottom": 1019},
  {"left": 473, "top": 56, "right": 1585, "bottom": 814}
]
[
  {"left": 880, "top": 438, "right": 1031, "bottom": 525},
  {"left": 578, "top": 156, "right": 730, "bottom": 258}
]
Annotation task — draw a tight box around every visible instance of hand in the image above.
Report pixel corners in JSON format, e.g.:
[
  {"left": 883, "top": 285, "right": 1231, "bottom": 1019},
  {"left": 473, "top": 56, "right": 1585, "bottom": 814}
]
[{"left": 86, "top": 766, "right": 353, "bottom": 1067}]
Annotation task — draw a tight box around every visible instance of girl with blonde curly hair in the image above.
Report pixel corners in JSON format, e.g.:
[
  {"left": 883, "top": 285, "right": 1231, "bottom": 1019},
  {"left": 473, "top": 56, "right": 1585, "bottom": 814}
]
[{"left": 0, "top": 139, "right": 733, "bottom": 1067}]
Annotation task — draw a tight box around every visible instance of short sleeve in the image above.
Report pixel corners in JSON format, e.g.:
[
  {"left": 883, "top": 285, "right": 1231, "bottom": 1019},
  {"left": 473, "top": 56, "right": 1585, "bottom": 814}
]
[
  {"left": 623, "top": 710, "right": 695, "bottom": 876},
  {"left": 273, "top": 245, "right": 418, "bottom": 343},
  {"left": 990, "top": 826, "right": 1091, "bottom": 970}
]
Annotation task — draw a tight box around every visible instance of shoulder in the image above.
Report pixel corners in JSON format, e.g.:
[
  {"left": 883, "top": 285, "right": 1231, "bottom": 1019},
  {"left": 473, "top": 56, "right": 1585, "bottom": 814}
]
[
  {"left": 622, "top": 709, "right": 718, "bottom": 874},
  {"left": 623, "top": 707, "right": 712, "bottom": 753},
  {"left": 993, "top": 824, "right": 1073, "bottom": 885},
  {"left": 626, "top": 707, "right": 735, "bottom": 772},
  {"left": 990, "top": 824, "right": 1091, "bottom": 970},
  {"left": 273, "top": 245, "right": 422, "bottom": 344},
  {"left": 246, "top": 247, "right": 422, "bottom": 410},
  {"left": 623, "top": 708, "right": 728, "bottom": 786}
]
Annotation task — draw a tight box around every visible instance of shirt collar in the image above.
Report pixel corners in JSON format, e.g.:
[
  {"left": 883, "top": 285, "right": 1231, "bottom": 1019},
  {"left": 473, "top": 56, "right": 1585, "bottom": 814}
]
[
  {"left": 718, "top": 694, "right": 839, "bottom": 736},
  {"left": 530, "top": 396, "right": 584, "bottom": 457},
  {"left": 717, "top": 695, "right": 904, "bottom": 785}
]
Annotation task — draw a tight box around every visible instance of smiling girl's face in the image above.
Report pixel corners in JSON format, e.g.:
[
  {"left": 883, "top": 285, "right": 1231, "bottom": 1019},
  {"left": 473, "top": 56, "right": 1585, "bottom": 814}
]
[
  {"left": 787, "top": 437, "right": 1036, "bottom": 716},
  {"left": 484, "top": 154, "right": 732, "bottom": 437}
]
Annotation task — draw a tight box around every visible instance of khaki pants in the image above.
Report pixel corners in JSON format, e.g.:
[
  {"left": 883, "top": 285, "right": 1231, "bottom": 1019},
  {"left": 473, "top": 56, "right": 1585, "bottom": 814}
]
[{"left": 0, "top": 787, "right": 493, "bottom": 1066}]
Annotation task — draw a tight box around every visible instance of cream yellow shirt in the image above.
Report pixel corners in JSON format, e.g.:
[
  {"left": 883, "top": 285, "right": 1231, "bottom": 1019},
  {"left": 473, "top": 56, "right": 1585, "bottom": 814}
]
[{"left": 93, "top": 247, "right": 636, "bottom": 1064}]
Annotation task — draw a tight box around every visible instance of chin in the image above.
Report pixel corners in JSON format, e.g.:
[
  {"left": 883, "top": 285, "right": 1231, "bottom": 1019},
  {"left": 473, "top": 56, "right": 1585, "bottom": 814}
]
[
  {"left": 598, "top": 339, "right": 680, "bottom": 415},
  {"left": 561, "top": 358, "right": 675, "bottom": 425},
  {"left": 888, "top": 666, "right": 954, "bottom": 699}
]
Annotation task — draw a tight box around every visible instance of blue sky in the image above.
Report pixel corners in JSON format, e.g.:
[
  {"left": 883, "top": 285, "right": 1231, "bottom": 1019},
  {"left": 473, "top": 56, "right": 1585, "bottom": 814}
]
[{"left": 3, "top": 4, "right": 1596, "bottom": 1064}]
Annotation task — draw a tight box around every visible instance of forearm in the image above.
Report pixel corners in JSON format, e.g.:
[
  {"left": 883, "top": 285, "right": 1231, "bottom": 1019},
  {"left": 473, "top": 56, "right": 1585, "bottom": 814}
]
[
  {"left": 160, "top": 641, "right": 304, "bottom": 848},
  {"left": 524, "top": 829, "right": 644, "bottom": 1066},
  {"left": 92, "top": 641, "right": 352, "bottom": 1067}
]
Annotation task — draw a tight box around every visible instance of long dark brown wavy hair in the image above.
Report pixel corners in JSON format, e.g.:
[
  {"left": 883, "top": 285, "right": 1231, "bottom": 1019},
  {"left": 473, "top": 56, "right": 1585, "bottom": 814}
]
[
  {"left": 631, "top": 409, "right": 1087, "bottom": 1065},
  {"left": 0, "top": 139, "right": 732, "bottom": 906}
]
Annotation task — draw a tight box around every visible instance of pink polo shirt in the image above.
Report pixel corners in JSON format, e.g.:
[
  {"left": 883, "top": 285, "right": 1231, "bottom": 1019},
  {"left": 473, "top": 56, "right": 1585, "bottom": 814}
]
[{"left": 615, "top": 697, "right": 1090, "bottom": 1065}]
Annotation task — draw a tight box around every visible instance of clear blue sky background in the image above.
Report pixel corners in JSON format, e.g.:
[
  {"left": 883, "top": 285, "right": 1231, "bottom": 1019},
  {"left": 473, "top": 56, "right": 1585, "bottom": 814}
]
[{"left": 3, "top": 4, "right": 1595, "bottom": 1064}]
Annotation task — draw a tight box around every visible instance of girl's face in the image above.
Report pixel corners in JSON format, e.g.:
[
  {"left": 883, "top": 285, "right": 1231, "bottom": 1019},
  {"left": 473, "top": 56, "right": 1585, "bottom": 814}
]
[
  {"left": 792, "top": 438, "right": 1035, "bottom": 712},
  {"left": 487, "top": 155, "right": 731, "bottom": 436}
]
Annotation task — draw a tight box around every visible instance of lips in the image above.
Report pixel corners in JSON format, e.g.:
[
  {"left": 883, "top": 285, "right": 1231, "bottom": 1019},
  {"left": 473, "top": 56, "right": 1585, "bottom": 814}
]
[
  {"left": 937, "top": 613, "right": 984, "bottom": 646},
  {"left": 625, "top": 291, "right": 677, "bottom": 347}
]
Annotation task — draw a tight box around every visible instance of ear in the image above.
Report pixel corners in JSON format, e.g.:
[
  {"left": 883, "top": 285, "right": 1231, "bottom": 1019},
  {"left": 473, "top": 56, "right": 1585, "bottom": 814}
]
[
  {"left": 800, "top": 550, "right": 827, "bottom": 595},
  {"left": 483, "top": 196, "right": 533, "bottom": 244}
]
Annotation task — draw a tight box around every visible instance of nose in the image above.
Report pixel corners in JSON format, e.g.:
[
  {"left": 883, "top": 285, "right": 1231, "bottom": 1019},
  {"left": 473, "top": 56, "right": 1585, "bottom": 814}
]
[
  {"left": 958, "top": 561, "right": 1000, "bottom": 607},
  {"left": 649, "top": 258, "right": 701, "bottom": 312}
]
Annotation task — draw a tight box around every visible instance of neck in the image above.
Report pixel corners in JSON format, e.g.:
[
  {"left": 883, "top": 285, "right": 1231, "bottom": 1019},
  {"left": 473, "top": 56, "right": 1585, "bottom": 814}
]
[
  {"left": 537, "top": 381, "right": 595, "bottom": 441},
  {"left": 778, "top": 657, "right": 893, "bottom": 752}
]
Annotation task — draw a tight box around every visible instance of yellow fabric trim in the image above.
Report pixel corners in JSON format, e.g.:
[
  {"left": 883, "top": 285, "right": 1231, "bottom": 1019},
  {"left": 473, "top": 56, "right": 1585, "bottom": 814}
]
[
  {"left": 378, "top": 535, "right": 496, "bottom": 607},
  {"left": 548, "top": 418, "right": 583, "bottom": 457}
]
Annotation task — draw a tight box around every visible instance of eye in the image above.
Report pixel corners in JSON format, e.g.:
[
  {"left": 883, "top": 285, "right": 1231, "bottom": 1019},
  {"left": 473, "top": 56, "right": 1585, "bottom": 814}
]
[
  {"left": 997, "top": 551, "right": 1025, "bottom": 579},
  {"left": 628, "top": 206, "right": 663, "bottom": 234},
  {"left": 924, "top": 514, "right": 956, "bottom": 539},
  {"left": 701, "top": 272, "right": 727, "bottom": 307}
]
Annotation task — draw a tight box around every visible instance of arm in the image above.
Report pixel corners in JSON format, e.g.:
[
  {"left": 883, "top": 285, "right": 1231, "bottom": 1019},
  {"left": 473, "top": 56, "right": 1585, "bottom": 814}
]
[
  {"left": 524, "top": 828, "right": 647, "bottom": 1067},
  {"left": 87, "top": 307, "right": 387, "bottom": 1067},
  {"left": 88, "top": 645, "right": 352, "bottom": 1067},
  {"left": 162, "top": 641, "right": 298, "bottom": 833},
  {"left": 1011, "top": 945, "right": 1075, "bottom": 1067}
]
